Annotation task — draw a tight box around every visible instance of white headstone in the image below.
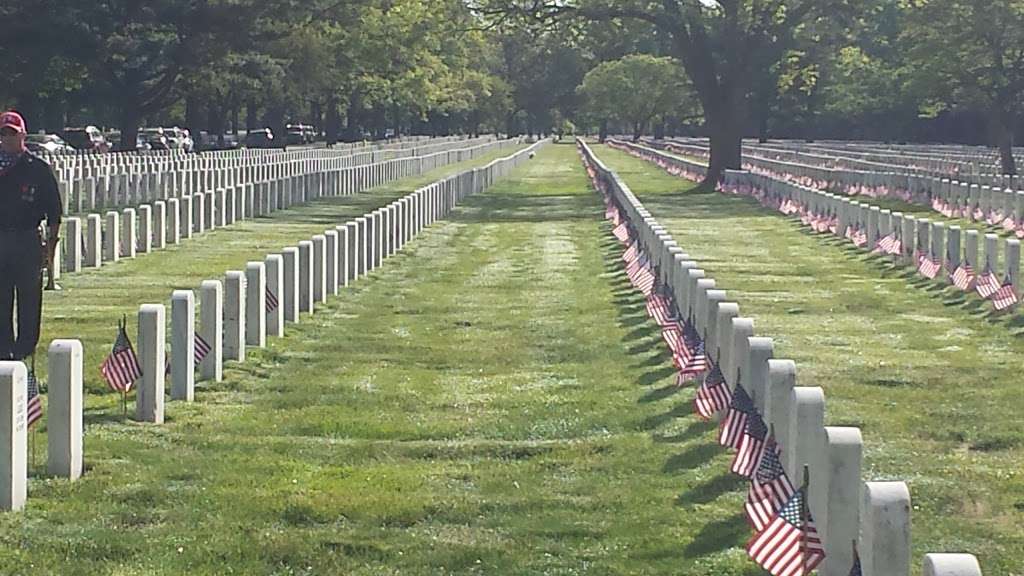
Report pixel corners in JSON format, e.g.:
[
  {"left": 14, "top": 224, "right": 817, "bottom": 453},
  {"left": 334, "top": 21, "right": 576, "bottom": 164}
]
[
  {"left": 46, "top": 339, "right": 83, "bottom": 479},
  {"left": 0, "top": 362, "right": 27, "bottom": 511},
  {"left": 137, "top": 304, "right": 166, "bottom": 423},
  {"left": 923, "top": 554, "right": 982, "bottom": 576},
  {"left": 224, "top": 271, "right": 246, "bottom": 362},
  {"left": 245, "top": 262, "right": 267, "bottom": 347},
  {"left": 170, "top": 291, "right": 195, "bottom": 402},
  {"left": 265, "top": 255, "right": 284, "bottom": 337},
  {"left": 199, "top": 280, "right": 223, "bottom": 382}
]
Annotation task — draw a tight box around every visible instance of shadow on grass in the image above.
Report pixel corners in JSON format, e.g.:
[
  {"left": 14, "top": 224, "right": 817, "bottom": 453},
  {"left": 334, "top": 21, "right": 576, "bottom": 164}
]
[
  {"left": 675, "top": 472, "right": 747, "bottom": 508},
  {"left": 639, "top": 402, "right": 692, "bottom": 431},
  {"left": 663, "top": 443, "right": 720, "bottom": 473},
  {"left": 652, "top": 419, "right": 716, "bottom": 444},
  {"left": 638, "top": 366, "right": 680, "bottom": 389},
  {"left": 638, "top": 377, "right": 679, "bottom": 399},
  {"left": 682, "top": 512, "right": 750, "bottom": 558},
  {"left": 457, "top": 193, "right": 600, "bottom": 224}
]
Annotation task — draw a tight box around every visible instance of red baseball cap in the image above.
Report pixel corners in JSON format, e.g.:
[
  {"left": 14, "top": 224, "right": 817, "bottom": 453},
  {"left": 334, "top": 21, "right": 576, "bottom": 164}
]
[{"left": 0, "top": 111, "right": 26, "bottom": 134}]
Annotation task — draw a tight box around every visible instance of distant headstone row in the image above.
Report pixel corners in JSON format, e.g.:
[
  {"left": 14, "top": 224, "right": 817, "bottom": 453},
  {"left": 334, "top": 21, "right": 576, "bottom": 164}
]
[
  {"left": 580, "top": 138, "right": 982, "bottom": 576},
  {"left": 614, "top": 139, "right": 1022, "bottom": 315},
  {"left": 0, "top": 139, "right": 548, "bottom": 514},
  {"left": 56, "top": 138, "right": 522, "bottom": 281},
  {"left": 50, "top": 136, "right": 494, "bottom": 216}
]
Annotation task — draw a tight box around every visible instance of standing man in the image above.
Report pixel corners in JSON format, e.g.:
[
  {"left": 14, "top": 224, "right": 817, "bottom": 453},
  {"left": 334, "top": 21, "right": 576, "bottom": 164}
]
[{"left": 0, "top": 110, "right": 62, "bottom": 361}]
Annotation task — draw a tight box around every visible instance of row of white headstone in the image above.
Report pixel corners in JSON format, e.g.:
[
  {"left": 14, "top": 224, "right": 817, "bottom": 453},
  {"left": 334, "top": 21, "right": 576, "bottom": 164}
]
[
  {"left": 50, "top": 136, "right": 495, "bottom": 215},
  {"left": 55, "top": 138, "right": 523, "bottom": 280},
  {"left": 662, "top": 137, "right": 1021, "bottom": 200},
  {"left": 613, "top": 139, "right": 1024, "bottom": 305},
  {"left": 0, "top": 139, "right": 548, "bottom": 514},
  {"left": 579, "top": 138, "right": 983, "bottom": 576},
  {"left": 733, "top": 139, "right": 1021, "bottom": 187}
]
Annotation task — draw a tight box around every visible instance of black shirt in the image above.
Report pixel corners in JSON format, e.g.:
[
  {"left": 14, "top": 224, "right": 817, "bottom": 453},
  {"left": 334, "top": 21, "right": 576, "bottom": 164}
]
[{"left": 0, "top": 151, "right": 62, "bottom": 231}]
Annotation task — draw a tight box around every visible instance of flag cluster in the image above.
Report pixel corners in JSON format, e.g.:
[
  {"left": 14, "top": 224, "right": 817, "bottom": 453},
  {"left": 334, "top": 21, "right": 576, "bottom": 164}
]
[{"left": 582, "top": 144, "right": 834, "bottom": 576}]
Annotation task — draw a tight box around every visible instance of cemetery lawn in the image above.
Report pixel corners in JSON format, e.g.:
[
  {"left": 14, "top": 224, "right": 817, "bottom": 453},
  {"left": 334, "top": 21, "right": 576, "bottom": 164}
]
[
  {"left": 0, "top": 143, "right": 764, "bottom": 574},
  {"left": 593, "top": 144, "right": 1024, "bottom": 576}
]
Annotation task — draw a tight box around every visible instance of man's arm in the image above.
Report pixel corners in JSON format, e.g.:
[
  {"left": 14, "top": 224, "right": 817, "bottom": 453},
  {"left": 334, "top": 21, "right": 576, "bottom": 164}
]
[{"left": 39, "top": 162, "right": 63, "bottom": 288}]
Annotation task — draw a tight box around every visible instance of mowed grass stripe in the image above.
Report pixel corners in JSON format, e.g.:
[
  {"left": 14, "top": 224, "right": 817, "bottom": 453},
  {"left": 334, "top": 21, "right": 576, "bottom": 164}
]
[
  {"left": 0, "top": 143, "right": 761, "bottom": 574},
  {"left": 593, "top": 144, "right": 1024, "bottom": 575}
]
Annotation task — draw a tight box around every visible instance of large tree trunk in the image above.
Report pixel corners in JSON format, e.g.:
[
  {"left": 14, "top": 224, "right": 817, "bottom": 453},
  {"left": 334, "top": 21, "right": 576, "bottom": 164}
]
[
  {"left": 994, "top": 111, "right": 1017, "bottom": 175},
  {"left": 119, "top": 100, "right": 141, "bottom": 151},
  {"left": 599, "top": 119, "right": 608, "bottom": 143},
  {"left": 703, "top": 112, "right": 743, "bottom": 190}
]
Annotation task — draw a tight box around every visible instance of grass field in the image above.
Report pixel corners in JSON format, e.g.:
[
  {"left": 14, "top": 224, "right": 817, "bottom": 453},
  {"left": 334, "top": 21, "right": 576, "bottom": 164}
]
[
  {"left": 593, "top": 144, "right": 1024, "bottom": 575},
  {"left": 0, "top": 143, "right": 769, "bottom": 575}
]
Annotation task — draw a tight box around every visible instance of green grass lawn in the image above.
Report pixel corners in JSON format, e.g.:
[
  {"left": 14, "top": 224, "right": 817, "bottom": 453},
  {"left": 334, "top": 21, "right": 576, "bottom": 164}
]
[
  {"left": 1, "top": 143, "right": 765, "bottom": 575},
  {"left": 593, "top": 144, "right": 1024, "bottom": 575}
]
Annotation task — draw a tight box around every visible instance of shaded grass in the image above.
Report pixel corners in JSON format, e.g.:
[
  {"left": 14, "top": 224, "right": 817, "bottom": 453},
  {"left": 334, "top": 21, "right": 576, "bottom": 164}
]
[
  {"left": 1, "top": 143, "right": 761, "bottom": 574},
  {"left": 594, "top": 144, "right": 1024, "bottom": 576}
]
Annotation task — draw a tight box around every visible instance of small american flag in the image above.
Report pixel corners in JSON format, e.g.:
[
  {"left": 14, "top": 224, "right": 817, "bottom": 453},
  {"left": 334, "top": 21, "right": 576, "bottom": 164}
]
[
  {"left": 265, "top": 287, "right": 279, "bottom": 313},
  {"left": 873, "top": 232, "right": 897, "bottom": 255},
  {"left": 26, "top": 370, "right": 43, "bottom": 429},
  {"left": 952, "top": 263, "right": 975, "bottom": 291},
  {"left": 194, "top": 333, "right": 212, "bottom": 364},
  {"left": 662, "top": 323, "right": 688, "bottom": 358},
  {"left": 694, "top": 362, "right": 731, "bottom": 419},
  {"left": 681, "top": 322, "right": 709, "bottom": 375},
  {"left": 622, "top": 242, "right": 639, "bottom": 264},
  {"left": 612, "top": 222, "right": 630, "bottom": 243},
  {"left": 917, "top": 255, "right": 941, "bottom": 279},
  {"left": 646, "top": 294, "right": 678, "bottom": 327},
  {"left": 852, "top": 229, "right": 868, "bottom": 247},
  {"left": 633, "top": 267, "right": 656, "bottom": 296},
  {"left": 101, "top": 323, "right": 142, "bottom": 392},
  {"left": 973, "top": 206, "right": 985, "bottom": 221},
  {"left": 732, "top": 412, "right": 768, "bottom": 477},
  {"left": 719, "top": 383, "right": 755, "bottom": 450},
  {"left": 976, "top": 267, "right": 1002, "bottom": 299},
  {"left": 746, "top": 488, "right": 825, "bottom": 576},
  {"left": 991, "top": 278, "right": 1019, "bottom": 311},
  {"left": 745, "top": 436, "right": 795, "bottom": 531}
]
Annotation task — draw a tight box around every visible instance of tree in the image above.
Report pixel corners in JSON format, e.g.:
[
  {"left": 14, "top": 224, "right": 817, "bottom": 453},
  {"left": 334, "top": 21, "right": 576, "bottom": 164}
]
[
  {"left": 901, "top": 0, "right": 1024, "bottom": 174},
  {"left": 577, "top": 55, "right": 690, "bottom": 141},
  {"left": 472, "top": 0, "right": 857, "bottom": 187}
]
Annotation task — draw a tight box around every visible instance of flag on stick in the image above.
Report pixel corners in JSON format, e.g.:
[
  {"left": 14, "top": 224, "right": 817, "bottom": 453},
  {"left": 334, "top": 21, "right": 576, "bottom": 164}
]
[
  {"left": 694, "top": 362, "right": 731, "bottom": 420},
  {"left": 719, "top": 382, "right": 755, "bottom": 450},
  {"left": 976, "top": 267, "right": 1001, "bottom": 299},
  {"left": 100, "top": 321, "right": 142, "bottom": 393},
  {"left": 26, "top": 370, "right": 43, "bottom": 429},
  {"left": 746, "top": 481, "right": 825, "bottom": 576},
  {"left": 744, "top": 435, "right": 795, "bottom": 531},
  {"left": 731, "top": 412, "right": 768, "bottom": 477},
  {"left": 951, "top": 263, "right": 975, "bottom": 291},
  {"left": 991, "top": 277, "right": 1019, "bottom": 311}
]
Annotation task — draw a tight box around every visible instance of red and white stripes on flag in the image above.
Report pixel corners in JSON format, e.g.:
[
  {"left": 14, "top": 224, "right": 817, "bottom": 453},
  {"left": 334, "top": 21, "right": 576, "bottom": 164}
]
[
  {"left": 265, "top": 287, "right": 280, "bottom": 313},
  {"left": 917, "top": 254, "right": 941, "bottom": 279},
  {"left": 745, "top": 436, "right": 796, "bottom": 531},
  {"left": 991, "top": 279, "right": 1019, "bottom": 311},
  {"left": 646, "top": 294, "right": 678, "bottom": 327},
  {"left": 100, "top": 324, "right": 142, "bottom": 393},
  {"left": 976, "top": 268, "right": 1002, "bottom": 299},
  {"left": 720, "top": 383, "right": 755, "bottom": 450},
  {"left": 612, "top": 222, "right": 631, "bottom": 243},
  {"left": 731, "top": 412, "right": 768, "bottom": 477},
  {"left": 873, "top": 232, "right": 898, "bottom": 255},
  {"left": 194, "top": 333, "right": 212, "bottom": 365},
  {"left": 694, "top": 362, "right": 731, "bottom": 420},
  {"left": 951, "top": 263, "right": 975, "bottom": 291},
  {"left": 746, "top": 488, "right": 825, "bottom": 576},
  {"left": 26, "top": 371, "right": 43, "bottom": 429}
]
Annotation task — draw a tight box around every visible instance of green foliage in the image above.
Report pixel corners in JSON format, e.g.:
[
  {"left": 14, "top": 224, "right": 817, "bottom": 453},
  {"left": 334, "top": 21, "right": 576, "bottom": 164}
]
[{"left": 577, "top": 55, "right": 692, "bottom": 138}]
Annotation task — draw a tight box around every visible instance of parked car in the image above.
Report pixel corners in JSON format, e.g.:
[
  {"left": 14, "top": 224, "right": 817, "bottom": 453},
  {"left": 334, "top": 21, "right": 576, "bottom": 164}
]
[
  {"left": 285, "top": 125, "right": 306, "bottom": 145},
  {"left": 161, "top": 126, "right": 194, "bottom": 152},
  {"left": 243, "top": 128, "right": 281, "bottom": 149},
  {"left": 63, "top": 126, "right": 111, "bottom": 152},
  {"left": 25, "top": 133, "right": 74, "bottom": 154}
]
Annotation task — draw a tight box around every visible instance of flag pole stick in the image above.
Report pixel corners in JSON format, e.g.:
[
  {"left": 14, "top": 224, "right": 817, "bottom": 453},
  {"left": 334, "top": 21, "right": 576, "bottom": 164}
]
[{"left": 802, "top": 465, "right": 810, "bottom": 576}]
